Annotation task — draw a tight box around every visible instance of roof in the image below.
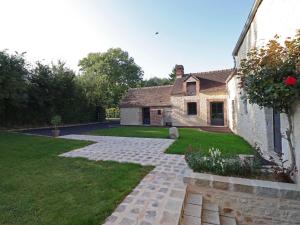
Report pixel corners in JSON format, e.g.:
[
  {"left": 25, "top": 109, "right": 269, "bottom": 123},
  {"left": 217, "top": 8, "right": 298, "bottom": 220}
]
[
  {"left": 232, "top": 0, "right": 263, "bottom": 56},
  {"left": 120, "top": 85, "right": 173, "bottom": 108},
  {"left": 171, "top": 69, "right": 233, "bottom": 95},
  {"left": 121, "top": 69, "right": 233, "bottom": 107}
]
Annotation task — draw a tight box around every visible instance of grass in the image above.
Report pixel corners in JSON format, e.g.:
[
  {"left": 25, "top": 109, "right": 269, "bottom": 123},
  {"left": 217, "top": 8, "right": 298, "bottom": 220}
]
[
  {"left": 89, "top": 126, "right": 169, "bottom": 138},
  {"left": 88, "top": 126, "right": 254, "bottom": 156},
  {"left": 0, "top": 132, "right": 152, "bottom": 225}
]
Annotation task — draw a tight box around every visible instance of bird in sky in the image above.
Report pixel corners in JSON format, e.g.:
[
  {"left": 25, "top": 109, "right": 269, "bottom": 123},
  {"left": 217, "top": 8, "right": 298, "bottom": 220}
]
[{"left": 155, "top": 32, "right": 159, "bottom": 35}]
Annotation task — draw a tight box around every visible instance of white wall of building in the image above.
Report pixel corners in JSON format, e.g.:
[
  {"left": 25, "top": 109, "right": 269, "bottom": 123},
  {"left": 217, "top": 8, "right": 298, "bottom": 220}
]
[
  {"left": 229, "top": 0, "right": 300, "bottom": 184},
  {"left": 120, "top": 107, "right": 141, "bottom": 125}
]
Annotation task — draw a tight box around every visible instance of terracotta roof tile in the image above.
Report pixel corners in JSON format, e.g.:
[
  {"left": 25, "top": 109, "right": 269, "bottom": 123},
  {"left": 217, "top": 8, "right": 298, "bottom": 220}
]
[
  {"left": 120, "top": 69, "right": 232, "bottom": 107},
  {"left": 191, "top": 69, "right": 234, "bottom": 83},
  {"left": 120, "top": 85, "right": 173, "bottom": 107}
]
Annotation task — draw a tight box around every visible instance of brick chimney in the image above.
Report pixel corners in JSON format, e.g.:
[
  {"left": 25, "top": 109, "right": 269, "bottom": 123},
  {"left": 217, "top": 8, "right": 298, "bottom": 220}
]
[{"left": 175, "top": 65, "right": 184, "bottom": 79}]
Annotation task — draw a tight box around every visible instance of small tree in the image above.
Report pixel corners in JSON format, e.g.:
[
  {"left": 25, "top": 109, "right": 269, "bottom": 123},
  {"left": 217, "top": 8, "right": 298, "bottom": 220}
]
[
  {"left": 51, "top": 115, "right": 62, "bottom": 130},
  {"left": 239, "top": 31, "right": 300, "bottom": 175}
]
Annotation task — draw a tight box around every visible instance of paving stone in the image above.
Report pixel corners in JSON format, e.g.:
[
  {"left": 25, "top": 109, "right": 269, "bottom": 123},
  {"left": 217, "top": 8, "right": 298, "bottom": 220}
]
[
  {"left": 165, "top": 199, "right": 182, "bottom": 212},
  {"left": 170, "top": 189, "right": 185, "bottom": 199},
  {"left": 202, "top": 209, "right": 220, "bottom": 225},
  {"left": 186, "top": 193, "right": 203, "bottom": 206},
  {"left": 119, "top": 217, "right": 135, "bottom": 225},
  {"left": 220, "top": 216, "right": 237, "bottom": 225},
  {"left": 160, "top": 211, "right": 180, "bottom": 225},
  {"left": 182, "top": 215, "right": 201, "bottom": 225},
  {"left": 203, "top": 202, "right": 219, "bottom": 212},
  {"left": 184, "top": 203, "right": 202, "bottom": 218},
  {"left": 60, "top": 135, "right": 187, "bottom": 225}
]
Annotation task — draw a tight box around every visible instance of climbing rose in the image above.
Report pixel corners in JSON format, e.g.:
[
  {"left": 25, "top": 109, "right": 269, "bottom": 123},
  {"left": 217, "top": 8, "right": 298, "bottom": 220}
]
[{"left": 285, "top": 76, "right": 297, "bottom": 86}]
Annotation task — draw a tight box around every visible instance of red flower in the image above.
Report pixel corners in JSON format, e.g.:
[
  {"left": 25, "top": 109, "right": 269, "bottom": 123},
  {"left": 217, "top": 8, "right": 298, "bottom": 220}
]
[{"left": 285, "top": 76, "right": 298, "bottom": 86}]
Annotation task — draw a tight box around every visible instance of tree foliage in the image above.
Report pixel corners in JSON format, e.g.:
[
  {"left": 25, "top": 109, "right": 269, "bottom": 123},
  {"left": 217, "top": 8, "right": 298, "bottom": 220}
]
[
  {"left": 0, "top": 51, "right": 101, "bottom": 127},
  {"left": 168, "top": 66, "right": 176, "bottom": 81},
  {"left": 239, "top": 31, "right": 300, "bottom": 174},
  {"left": 78, "top": 48, "right": 143, "bottom": 107},
  {"left": 0, "top": 48, "right": 143, "bottom": 127},
  {"left": 142, "top": 77, "right": 172, "bottom": 87}
]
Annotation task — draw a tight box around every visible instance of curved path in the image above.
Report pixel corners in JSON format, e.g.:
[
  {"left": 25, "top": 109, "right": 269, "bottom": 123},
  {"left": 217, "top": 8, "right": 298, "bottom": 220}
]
[{"left": 60, "top": 135, "right": 190, "bottom": 225}]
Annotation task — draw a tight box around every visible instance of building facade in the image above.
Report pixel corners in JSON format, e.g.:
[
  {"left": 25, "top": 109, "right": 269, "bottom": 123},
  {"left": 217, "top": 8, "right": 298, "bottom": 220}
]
[
  {"left": 120, "top": 66, "right": 232, "bottom": 127},
  {"left": 227, "top": 0, "right": 300, "bottom": 184}
]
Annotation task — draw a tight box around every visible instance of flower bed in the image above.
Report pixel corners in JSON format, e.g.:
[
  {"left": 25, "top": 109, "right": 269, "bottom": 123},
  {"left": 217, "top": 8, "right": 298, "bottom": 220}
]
[{"left": 185, "top": 147, "right": 293, "bottom": 183}]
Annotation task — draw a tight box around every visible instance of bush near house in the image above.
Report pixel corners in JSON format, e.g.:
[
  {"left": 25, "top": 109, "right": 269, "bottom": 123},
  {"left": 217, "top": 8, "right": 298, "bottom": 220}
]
[{"left": 185, "top": 147, "right": 261, "bottom": 177}]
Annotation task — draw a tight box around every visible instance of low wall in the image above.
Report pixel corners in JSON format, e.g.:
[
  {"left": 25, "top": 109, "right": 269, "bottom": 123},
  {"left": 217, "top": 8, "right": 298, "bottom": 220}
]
[{"left": 184, "top": 172, "right": 300, "bottom": 225}]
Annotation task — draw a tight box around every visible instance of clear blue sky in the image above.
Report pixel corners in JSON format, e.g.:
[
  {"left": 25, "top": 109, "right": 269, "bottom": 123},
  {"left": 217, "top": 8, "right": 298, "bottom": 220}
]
[{"left": 0, "top": 0, "right": 254, "bottom": 79}]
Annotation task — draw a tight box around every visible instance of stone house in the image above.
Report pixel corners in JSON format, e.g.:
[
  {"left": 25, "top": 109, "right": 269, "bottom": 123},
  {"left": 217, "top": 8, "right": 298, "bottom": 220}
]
[
  {"left": 120, "top": 65, "right": 233, "bottom": 127},
  {"left": 227, "top": 0, "right": 300, "bottom": 184}
]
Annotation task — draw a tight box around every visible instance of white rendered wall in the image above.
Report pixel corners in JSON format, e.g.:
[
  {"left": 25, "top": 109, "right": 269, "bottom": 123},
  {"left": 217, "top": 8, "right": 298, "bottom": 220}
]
[
  {"left": 231, "top": 0, "right": 300, "bottom": 184},
  {"left": 120, "top": 107, "right": 141, "bottom": 125}
]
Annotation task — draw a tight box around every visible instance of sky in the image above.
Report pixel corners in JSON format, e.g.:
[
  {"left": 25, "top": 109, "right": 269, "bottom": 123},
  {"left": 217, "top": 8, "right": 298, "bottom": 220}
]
[{"left": 0, "top": 0, "right": 254, "bottom": 79}]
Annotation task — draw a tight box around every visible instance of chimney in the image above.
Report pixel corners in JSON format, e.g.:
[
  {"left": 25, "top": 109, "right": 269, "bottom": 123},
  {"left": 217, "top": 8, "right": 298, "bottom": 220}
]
[{"left": 175, "top": 65, "right": 184, "bottom": 79}]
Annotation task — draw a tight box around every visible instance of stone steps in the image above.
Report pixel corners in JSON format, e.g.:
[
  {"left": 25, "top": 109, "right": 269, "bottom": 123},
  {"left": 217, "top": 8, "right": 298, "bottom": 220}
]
[{"left": 181, "top": 193, "right": 236, "bottom": 225}]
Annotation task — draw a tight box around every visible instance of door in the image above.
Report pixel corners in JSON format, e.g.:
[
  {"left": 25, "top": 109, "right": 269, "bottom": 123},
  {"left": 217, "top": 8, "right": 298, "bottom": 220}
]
[
  {"left": 142, "top": 107, "right": 150, "bottom": 125},
  {"left": 210, "top": 102, "right": 224, "bottom": 126},
  {"left": 273, "top": 111, "right": 282, "bottom": 154}
]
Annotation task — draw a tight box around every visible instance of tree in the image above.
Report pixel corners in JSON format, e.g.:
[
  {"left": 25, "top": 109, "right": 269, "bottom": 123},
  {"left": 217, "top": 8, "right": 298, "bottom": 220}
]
[
  {"left": 27, "top": 62, "right": 55, "bottom": 123},
  {"left": 168, "top": 66, "right": 176, "bottom": 81},
  {"left": 142, "top": 77, "right": 172, "bottom": 87},
  {"left": 239, "top": 31, "right": 300, "bottom": 175},
  {"left": 0, "top": 51, "right": 29, "bottom": 126},
  {"left": 78, "top": 48, "right": 143, "bottom": 107}
]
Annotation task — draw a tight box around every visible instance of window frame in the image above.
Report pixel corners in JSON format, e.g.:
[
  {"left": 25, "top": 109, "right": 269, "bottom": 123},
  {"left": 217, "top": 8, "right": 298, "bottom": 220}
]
[
  {"left": 187, "top": 102, "right": 197, "bottom": 115},
  {"left": 186, "top": 81, "right": 197, "bottom": 96}
]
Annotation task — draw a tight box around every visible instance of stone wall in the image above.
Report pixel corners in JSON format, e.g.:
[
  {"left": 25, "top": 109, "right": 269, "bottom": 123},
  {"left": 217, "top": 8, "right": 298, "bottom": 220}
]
[
  {"left": 184, "top": 172, "right": 300, "bottom": 225},
  {"left": 188, "top": 185, "right": 300, "bottom": 225},
  {"left": 171, "top": 91, "right": 227, "bottom": 127}
]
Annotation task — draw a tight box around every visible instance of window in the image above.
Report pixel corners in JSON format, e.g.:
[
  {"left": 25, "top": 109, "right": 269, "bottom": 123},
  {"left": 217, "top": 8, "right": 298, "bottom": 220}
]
[
  {"left": 157, "top": 110, "right": 161, "bottom": 115},
  {"left": 186, "top": 82, "right": 196, "bottom": 96},
  {"left": 187, "top": 102, "right": 197, "bottom": 115}
]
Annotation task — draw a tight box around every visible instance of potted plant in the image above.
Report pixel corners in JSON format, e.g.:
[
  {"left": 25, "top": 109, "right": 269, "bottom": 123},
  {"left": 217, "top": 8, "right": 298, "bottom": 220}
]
[{"left": 51, "top": 115, "right": 62, "bottom": 137}]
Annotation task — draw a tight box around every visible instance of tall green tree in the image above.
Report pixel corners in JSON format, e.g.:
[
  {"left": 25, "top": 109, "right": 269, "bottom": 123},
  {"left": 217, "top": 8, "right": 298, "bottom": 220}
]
[
  {"left": 79, "top": 48, "right": 143, "bottom": 107},
  {"left": 0, "top": 51, "right": 28, "bottom": 126}
]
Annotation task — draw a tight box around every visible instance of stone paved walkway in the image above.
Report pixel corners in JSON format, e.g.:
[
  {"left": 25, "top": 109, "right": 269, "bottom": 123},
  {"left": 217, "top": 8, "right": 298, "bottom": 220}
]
[{"left": 60, "top": 135, "right": 190, "bottom": 225}]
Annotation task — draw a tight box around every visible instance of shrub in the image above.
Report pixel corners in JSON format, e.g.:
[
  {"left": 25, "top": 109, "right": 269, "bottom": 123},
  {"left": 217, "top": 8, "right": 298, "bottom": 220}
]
[
  {"left": 51, "top": 115, "right": 62, "bottom": 130},
  {"left": 106, "top": 107, "right": 120, "bottom": 118},
  {"left": 185, "top": 147, "right": 260, "bottom": 177}
]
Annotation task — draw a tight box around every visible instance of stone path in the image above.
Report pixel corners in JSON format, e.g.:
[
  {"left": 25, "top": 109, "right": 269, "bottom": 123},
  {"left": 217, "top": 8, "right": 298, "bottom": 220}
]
[{"left": 60, "top": 135, "right": 190, "bottom": 225}]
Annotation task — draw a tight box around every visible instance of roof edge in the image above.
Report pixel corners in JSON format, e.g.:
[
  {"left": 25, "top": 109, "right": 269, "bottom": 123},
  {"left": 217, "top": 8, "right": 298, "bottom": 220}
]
[
  {"left": 189, "top": 68, "right": 234, "bottom": 76},
  {"left": 232, "top": 0, "right": 263, "bottom": 56},
  {"left": 225, "top": 69, "right": 237, "bottom": 83},
  {"left": 128, "top": 84, "right": 173, "bottom": 90}
]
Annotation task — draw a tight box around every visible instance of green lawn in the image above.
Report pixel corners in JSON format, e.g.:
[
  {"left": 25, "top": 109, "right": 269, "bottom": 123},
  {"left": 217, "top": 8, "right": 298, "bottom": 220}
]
[
  {"left": 89, "top": 126, "right": 254, "bottom": 156},
  {"left": 90, "top": 126, "right": 169, "bottom": 138},
  {"left": 0, "top": 132, "right": 152, "bottom": 225}
]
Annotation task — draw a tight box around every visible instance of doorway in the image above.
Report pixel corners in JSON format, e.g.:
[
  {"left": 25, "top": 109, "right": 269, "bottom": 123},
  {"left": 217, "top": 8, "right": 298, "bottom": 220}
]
[
  {"left": 142, "top": 107, "right": 150, "bottom": 125},
  {"left": 273, "top": 111, "right": 282, "bottom": 154},
  {"left": 210, "top": 102, "right": 224, "bottom": 126}
]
